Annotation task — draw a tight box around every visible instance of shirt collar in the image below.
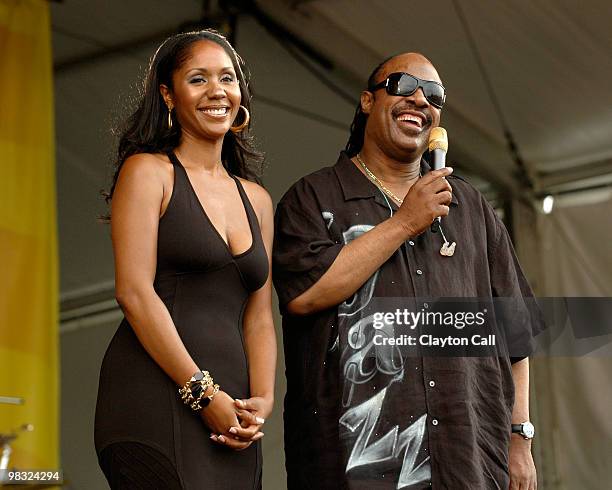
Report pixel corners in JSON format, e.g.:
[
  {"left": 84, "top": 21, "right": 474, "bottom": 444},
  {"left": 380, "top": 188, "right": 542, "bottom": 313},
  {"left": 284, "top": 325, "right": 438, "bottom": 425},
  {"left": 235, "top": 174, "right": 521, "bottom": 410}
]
[{"left": 333, "top": 151, "right": 459, "bottom": 207}]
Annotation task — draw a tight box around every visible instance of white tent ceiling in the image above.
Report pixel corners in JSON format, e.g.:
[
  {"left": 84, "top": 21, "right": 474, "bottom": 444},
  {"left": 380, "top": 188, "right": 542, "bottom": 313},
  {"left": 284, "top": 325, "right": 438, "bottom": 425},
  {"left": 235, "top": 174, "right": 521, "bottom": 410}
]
[
  {"left": 51, "top": 0, "right": 612, "bottom": 197},
  {"left": 260, "top": 0, "right": 612, "bottom": 195}
]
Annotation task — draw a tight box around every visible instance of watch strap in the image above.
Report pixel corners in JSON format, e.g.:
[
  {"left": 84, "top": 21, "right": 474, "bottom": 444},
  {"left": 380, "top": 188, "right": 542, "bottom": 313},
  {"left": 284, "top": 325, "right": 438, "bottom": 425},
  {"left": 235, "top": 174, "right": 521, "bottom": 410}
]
[{"left": 511, "top": 422, "right": 535, "bottom": 439}]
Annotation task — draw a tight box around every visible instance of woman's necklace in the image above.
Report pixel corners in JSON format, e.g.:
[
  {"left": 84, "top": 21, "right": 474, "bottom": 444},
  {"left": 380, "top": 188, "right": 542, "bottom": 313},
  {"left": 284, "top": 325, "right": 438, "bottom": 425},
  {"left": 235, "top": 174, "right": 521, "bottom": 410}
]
[{"left": 355, "top": 152, "right": 456, "bottom": 257}]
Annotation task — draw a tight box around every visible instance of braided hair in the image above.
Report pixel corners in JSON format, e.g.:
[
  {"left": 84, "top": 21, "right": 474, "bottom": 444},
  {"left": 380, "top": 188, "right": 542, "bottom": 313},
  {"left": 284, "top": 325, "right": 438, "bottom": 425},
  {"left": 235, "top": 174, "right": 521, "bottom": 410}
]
[{"left": 344, "top": 55, "right": 396, "bottom": 157}]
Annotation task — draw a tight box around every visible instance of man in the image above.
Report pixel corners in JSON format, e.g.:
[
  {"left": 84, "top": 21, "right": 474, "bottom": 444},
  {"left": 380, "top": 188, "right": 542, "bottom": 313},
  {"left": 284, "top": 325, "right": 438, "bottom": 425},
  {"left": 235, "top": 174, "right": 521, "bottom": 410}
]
[{"left": 273, "top": 53, "right": 540, "bottom": 489}]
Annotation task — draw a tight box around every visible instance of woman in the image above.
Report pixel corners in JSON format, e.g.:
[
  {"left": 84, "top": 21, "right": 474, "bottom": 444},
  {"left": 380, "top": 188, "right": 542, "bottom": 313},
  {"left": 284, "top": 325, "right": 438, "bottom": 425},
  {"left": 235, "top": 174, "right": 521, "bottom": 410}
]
[{"left": 94, "top": 29, "right": 276, "bottom": 489}]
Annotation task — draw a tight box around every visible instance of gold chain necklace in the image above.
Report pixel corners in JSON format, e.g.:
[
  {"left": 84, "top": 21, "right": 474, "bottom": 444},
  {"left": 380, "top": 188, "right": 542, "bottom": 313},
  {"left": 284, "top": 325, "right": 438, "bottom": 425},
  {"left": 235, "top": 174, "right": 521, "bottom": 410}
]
[
  {"left": 355, "top": 153, "right": 405, "bottom": 205},
  {"left": 355, "top": 153, "right": 456, "bottom": 257}
]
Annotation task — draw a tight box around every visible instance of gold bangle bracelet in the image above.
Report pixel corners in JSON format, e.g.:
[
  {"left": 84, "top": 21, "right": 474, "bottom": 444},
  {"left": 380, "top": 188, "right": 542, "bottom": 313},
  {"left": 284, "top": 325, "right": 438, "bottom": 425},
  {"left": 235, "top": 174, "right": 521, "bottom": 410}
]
[
  {"left": 179, "top": 371, "right": 215, "bottom": 411},
  {"left": 207, "top": 384, "right": 220, "bottom": 402}
]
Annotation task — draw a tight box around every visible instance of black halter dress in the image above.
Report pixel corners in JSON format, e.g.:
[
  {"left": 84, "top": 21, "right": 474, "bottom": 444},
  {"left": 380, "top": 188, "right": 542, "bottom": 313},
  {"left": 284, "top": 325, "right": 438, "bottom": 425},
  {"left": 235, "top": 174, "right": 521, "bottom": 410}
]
[{"left": 94, "top": 152, "right": 269, "bottom": 489}]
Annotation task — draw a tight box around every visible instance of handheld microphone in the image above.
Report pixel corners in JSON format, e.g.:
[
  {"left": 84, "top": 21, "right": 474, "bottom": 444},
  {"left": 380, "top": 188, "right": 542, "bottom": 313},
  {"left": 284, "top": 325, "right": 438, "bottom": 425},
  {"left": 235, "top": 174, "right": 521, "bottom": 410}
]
[{"left": 428, "top": 127, "right": 448, "bottom": 233}]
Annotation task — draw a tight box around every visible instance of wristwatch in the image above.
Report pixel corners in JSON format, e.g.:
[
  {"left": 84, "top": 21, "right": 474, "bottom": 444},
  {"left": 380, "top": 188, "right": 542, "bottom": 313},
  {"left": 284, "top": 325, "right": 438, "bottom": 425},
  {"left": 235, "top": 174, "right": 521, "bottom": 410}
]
[{"left": 511, "top": 421, "right": 535, "bottom": 440}]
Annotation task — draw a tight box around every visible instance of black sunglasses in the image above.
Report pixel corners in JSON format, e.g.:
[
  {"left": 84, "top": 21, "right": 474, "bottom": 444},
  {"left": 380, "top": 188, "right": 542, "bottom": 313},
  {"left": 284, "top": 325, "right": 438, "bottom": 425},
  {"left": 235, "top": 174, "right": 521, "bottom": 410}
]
[{"left": 369, "top": 72, "right": 446, "bottom": 109}]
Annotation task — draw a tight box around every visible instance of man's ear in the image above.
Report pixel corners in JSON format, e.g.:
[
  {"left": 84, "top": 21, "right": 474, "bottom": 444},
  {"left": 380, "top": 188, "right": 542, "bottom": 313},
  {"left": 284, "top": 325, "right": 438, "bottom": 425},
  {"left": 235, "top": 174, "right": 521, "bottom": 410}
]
[
  {"left": 159, "top": 84, "right": 173, "bottom": 109},
  {"left": 360, "top": 90, "right": 374, "bottom": 115}
]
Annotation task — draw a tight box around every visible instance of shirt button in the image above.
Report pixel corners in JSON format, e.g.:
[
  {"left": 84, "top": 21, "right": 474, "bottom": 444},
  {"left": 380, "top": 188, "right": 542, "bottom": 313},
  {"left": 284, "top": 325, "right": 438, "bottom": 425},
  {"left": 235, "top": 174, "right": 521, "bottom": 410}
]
[
  {"left": 416, "top": 269, "right": 423, "bottom": 275},
  {"left": 409, "top": 240, "right": 415, "bottom": 246},
  {"left": 423, "top": 302, "right": 429, "bottom": 309},
  {"left": 432, "top": 418, "right": 439, "bottom": 426},
  {"left": 429, "top": 380, "right": 435, "bottom": 388}
]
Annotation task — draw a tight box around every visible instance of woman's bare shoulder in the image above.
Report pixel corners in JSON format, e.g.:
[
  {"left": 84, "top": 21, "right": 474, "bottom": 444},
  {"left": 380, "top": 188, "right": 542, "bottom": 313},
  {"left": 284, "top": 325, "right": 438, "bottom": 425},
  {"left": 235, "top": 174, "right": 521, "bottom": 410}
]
[
  {"left": 121, "top": 152, "right": 172, "bottom": 176},
  {"left": 116, "top": 153, "right": 175, "bottom": 193},
  {"left": 237, "top": 178, "right": 273, "bottom": 214}
]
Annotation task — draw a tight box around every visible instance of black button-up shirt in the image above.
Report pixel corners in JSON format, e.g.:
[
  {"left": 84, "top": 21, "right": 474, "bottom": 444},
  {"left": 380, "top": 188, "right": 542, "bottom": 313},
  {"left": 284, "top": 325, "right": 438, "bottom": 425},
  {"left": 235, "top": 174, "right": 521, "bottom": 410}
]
[{"left": 273, "top": 152, "right": 542, "bottom": 489}]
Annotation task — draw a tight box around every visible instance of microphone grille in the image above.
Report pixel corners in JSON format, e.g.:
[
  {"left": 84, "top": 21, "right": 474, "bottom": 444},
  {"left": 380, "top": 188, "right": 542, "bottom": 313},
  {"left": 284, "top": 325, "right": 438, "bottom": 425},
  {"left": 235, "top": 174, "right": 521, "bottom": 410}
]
[{"left": 428, "top": 127, "right": 448, "bottom": 152}]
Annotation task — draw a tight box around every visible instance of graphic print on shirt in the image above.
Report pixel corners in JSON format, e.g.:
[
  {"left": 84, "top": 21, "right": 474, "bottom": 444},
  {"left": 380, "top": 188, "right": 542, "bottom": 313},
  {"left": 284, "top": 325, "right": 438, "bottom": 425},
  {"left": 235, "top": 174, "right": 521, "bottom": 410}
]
[
  {"left": 322, "top": 211, "right": 334, "bottom": 230},
  {"left": 332, "top": 220, "right": 431, "bottom": 488}
]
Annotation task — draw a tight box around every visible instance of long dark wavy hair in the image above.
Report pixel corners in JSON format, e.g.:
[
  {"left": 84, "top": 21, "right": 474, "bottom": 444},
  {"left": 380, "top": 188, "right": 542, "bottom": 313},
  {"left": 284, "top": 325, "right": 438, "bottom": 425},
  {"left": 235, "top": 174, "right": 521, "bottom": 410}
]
[
  {"left": 344, "top": 55, "right": 396, "bottom": 157},
  {"left": 102, "top": 29, "right": 263, "bottom": 219}
]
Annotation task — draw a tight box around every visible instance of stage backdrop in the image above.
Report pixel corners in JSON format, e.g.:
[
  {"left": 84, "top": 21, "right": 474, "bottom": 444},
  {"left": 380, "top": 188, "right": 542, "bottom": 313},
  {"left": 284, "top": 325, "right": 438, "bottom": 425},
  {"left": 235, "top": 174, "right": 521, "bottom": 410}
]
[
  {"left": 0, "top": 0, "right": 59, "bottom": 477},
  {"left": 513, "top": 195, "right": 612, "bottom": 489}
]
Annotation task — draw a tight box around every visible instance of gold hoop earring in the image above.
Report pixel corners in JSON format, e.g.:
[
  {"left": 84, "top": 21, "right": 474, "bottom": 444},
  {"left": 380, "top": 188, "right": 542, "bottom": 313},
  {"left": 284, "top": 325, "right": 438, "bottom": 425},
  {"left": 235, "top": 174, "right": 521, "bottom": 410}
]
[
  {"left": 230, "top": 105, "right": 250, "bottom": 133},
  {"left": 167, "top": 106, "right": 173, "bottom": 129}
]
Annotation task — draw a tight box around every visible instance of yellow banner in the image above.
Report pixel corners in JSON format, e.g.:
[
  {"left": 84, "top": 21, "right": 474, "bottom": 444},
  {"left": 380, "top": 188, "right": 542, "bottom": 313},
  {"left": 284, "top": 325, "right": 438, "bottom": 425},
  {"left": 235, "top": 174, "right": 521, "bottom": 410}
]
[{"left": 0, "top": 0, "right": 59, "bottom": 478}]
